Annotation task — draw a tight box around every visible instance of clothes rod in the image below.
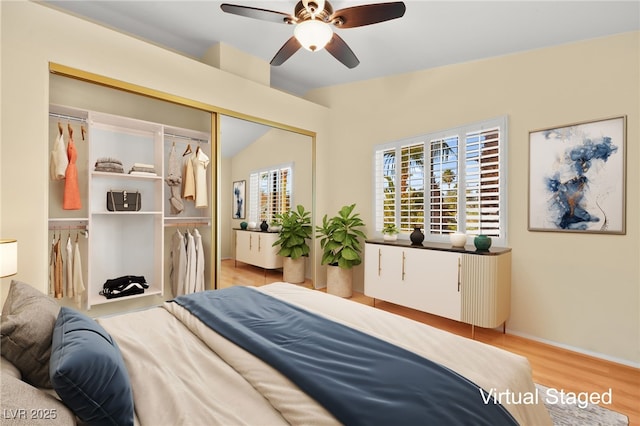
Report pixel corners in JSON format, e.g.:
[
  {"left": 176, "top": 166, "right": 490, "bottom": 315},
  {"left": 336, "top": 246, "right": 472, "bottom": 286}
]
[
  {"left": 164, "top": 132, "right": 209, "bottom": 144},
  {"left": 164, "top": 221, "right": 210, "bottom": 228},
  {"left": 49, "top": 225, "right": 88, "bottom": 230},
  {"left": 49, "top": 112, "right": 87, "bottom": 123}
]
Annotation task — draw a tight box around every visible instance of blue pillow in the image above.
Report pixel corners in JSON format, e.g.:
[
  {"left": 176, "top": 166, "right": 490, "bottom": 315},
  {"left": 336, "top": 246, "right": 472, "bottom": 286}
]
[{"left": 49, "top": 307, "right": 134, "bottom": 426}]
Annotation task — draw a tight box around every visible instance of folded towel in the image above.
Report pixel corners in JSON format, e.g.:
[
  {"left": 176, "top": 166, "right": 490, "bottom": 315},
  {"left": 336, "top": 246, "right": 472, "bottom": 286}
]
[
  {"left": 129, "top": 166, "right": 156, "bottom": 173},
  {"left": 129, "top": 171, "right": 157, "bottom": 176},
  {"left": 133, "top": 162, "right": 155, "bottom": 169},
  {"left": 95, "top": 166, "right": 124, "bottom": 173},
  {"left": 95, "top": 157, "right": 123, "bottom": 165}
]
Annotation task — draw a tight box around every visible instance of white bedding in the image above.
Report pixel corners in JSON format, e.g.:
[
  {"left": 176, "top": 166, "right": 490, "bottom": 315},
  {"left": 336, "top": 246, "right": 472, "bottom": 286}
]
[{"left": 97, "top": 283, "right": 552, "bottom": 425}]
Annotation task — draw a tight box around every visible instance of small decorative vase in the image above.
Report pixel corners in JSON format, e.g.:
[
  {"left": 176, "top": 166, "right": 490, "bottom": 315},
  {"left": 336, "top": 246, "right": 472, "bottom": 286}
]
[
  {"left": 450, "top": 232, "right": 467, "bottom": 248},
  {"left": 383, "top": 234, "right": 398, "bottom": 241},
  {"left": 248, "top": 221, "right": 257, "bottom": 230},
  {"left": 260, "top": 220, "right": 269, "bottom": 232},
  {"left": 474, "top": 234, "right": 492, "bottom": 251},
  {"left": 240, "top": 221, "right": 248, "bottom": 230},
  {"left": 410, "top": 227, "right": 424, "bottom": 245}
]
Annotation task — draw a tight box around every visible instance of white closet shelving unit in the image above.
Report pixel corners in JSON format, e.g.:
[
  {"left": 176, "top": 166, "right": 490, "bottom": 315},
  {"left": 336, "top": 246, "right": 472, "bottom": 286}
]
[{"left": 49, "top": 104, "right": 211, "bottom": 310}]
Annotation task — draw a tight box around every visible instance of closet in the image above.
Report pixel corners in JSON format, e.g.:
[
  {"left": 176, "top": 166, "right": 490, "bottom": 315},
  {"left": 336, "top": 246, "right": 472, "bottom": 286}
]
[{"left": 48, "top": 104, "right": 211, "bottom": 310}]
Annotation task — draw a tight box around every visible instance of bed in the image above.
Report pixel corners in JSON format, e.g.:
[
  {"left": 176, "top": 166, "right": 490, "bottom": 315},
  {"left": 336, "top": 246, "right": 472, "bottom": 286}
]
[{"left": 1, "top": 280, "right": 552, "bottom": 425}]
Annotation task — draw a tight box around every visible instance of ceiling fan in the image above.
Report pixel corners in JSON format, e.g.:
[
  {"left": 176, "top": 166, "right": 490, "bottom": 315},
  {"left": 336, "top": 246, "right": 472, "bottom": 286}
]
[{"left": 220, "top": 1, "right": 406, "bottom": 68}]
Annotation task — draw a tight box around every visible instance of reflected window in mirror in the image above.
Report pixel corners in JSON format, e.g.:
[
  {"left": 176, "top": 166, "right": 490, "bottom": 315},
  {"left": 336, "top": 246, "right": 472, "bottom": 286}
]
[{"left": 249, "top": 163, "right": 293, "bottom": 223}]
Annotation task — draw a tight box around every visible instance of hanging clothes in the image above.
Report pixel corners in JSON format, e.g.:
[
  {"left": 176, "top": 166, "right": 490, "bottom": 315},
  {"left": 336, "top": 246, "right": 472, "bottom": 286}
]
[
  {"left": 63, "top": 135, "right": 82, "bottom": 210},
  {"left": 184, "top": 230, "right": 197, "bottom": 294},
  {"left": 53, "top": 236, "right": 63, "bottom": 299},
  {"left": 49, "top": 234, "right": 56, "bottom": 297},
  {"left": 170, "top": 229, "right": 187, "bottom": 297},
  {"left": 72, "top": 238, "right": 85, "bottom": 307},
  {"left": 165, "top": 145, "right": 184, "bottom": 214},
  {"left": 50, "top": 132, "right": 68, "bottom": 181},
  {"left": 193, "top": 228, "right": 205, "bottom": 293},
  {"left": 192, "top": 149, "right": 210, "bottom": 209},
  {"left": 182, "top": 153, "right": 196, "bottom": 201},
  {"left": 65, "top": 235, "right": 73, "bottom": 298}
]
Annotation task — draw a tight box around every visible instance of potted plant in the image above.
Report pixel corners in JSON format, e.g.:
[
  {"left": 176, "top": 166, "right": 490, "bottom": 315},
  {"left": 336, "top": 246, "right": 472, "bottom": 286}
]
[
  {"left": 382, "top": 223, "right": 399, "bottom": 241},
  {"left": 272, "top": 205, "right": 312, "bottom": 283},
  {"left": 316, "top": 204, "right": 367, "bottom": 297}
]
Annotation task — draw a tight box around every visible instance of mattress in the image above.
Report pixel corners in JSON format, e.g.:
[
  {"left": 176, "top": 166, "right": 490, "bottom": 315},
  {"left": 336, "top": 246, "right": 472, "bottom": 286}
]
[{"left": 97, "top": 282, "right": 552, "bottom": 425}]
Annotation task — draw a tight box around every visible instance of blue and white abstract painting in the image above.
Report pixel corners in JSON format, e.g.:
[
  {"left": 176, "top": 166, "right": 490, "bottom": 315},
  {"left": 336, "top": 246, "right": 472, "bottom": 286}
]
[{"left": 529, "top": 117, "right": 625, "bottom": 233}]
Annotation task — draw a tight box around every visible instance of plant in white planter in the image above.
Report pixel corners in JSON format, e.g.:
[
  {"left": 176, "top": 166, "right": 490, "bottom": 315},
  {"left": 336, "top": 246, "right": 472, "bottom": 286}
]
[
  {"left": 272, "top": 205, "right": 312, "bottom": 283},
  {"left": 382, "top": 223, "right": 399, "bottom": 241},
  {"left": 316, "top": 204, "right": 367, "bottom": 297}
]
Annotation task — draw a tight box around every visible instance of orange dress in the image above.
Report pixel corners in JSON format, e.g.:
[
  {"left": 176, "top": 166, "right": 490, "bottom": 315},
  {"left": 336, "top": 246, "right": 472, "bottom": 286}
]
[{"left": 63, "top": 137, "right": 82, "bottom": 210}]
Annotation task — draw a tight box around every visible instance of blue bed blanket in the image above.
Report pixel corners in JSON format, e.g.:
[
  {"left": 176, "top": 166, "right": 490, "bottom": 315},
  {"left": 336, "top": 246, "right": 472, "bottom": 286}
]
[{"left": 172, "top": 286, "right": 518, "bottom": 426}]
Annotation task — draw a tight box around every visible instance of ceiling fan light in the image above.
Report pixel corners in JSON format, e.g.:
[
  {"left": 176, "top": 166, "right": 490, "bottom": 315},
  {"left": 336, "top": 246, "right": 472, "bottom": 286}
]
[{"left": 294, "top": 19, "right": 333, "bottom": 52}]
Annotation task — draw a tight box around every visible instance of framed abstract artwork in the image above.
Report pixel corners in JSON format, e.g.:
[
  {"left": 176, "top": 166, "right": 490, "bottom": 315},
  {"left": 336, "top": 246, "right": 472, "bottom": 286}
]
[
  {"left": 528, "top": 116, "right": 626, "bottom": 234},
  {"left": 233, "top": 180, "right": 246, "bottom": 219}
]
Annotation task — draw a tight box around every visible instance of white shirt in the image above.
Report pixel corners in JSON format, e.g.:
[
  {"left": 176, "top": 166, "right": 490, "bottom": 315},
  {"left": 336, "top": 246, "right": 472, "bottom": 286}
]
[{"left": 192, "top": 149, "right": 209, "bottom": 208}]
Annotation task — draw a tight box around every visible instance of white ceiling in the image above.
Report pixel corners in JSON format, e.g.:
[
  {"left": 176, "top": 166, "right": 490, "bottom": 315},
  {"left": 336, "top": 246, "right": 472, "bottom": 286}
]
[{"left": 44, "top": 1, "right": 639, "bottom": 97}]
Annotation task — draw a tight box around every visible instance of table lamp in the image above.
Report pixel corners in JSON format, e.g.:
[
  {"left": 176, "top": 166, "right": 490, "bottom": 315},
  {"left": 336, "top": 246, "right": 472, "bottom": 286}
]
[{"left": 0, "top": 239, "right": 18, "bottom": 278}]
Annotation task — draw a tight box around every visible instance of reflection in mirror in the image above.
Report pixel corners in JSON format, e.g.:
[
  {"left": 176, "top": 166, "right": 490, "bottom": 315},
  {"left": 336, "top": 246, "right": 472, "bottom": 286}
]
[{"left": 219, "top": 115, "right": 313, "bottom": 289}]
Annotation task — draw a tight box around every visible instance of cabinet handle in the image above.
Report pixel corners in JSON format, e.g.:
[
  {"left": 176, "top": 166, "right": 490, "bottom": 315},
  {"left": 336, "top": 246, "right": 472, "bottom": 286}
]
[
  {"left": 377, "top": 249, "right": 382, "bottom": 276},
  {"left": 457, "top": 257, "right": 461, "bottom": 292},
  {"left": 249, "top": 234, "right": 252, "bottom": 251},
  {"left": 402, "top": 251, "right": 406, "bottom": 281},
  {"left": 258, "top": 235, "right": 261, "bottom": 252}
]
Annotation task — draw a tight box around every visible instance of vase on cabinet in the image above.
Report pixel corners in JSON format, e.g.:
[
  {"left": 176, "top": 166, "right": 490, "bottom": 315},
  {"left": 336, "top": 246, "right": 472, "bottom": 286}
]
[
  {"left": 450, "top": 232, "right": 467, "bottom": 248},
  {"left": 474, "top": 234, "right": 492, "bottom": 251},
  {"left": 260, "top": 220, "right": 269, "bottom": 232},
  {"left": 410, "top": 227, "right": 424, "bottom": 246}
]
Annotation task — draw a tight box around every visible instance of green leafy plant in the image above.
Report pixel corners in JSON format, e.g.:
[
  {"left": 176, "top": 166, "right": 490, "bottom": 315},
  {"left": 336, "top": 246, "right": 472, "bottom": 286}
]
[
  {"left": 316, "top": 204, "right": 367, "bottom": 269},
  {"left": 272, "top": 205, "right": 312, "bottom": 259},
  {"left": 382, "top": 223, "right": 399, "bottom": 235}
]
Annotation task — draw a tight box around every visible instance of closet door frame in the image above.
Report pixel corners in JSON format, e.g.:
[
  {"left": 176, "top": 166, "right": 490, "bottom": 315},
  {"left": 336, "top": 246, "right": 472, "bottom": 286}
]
[{"left": 49, "top": 62, "right": 317, "bottom": 291}]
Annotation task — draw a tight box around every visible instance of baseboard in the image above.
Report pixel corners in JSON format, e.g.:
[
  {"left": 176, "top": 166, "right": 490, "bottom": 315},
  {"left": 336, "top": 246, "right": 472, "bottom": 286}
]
[{"left": 506, "top": 328, "right": 640, "bottom": 369}]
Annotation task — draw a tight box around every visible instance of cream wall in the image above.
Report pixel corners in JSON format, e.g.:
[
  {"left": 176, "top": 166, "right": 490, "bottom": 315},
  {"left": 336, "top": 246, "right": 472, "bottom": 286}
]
[
  {"left": 306, "top": 32, "right": 640, "bottom": 365},
  {"left": 0, "top": 2, "right": 329, "bottom": 313}
]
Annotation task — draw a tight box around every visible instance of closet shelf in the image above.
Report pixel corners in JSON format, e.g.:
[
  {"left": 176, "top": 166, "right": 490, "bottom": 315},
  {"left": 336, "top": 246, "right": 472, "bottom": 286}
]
[
  {"left": 92, "top": 171, "right": 162, "bottom": 181},
  {"left": 91, "top": 211, "right": 163, "bottom": 216},
  {"left": 88, "top": 288, "right": 163, "bottom": 307},
  {"left": 49, "top": 218, "right": 89, "bottom": 223}
]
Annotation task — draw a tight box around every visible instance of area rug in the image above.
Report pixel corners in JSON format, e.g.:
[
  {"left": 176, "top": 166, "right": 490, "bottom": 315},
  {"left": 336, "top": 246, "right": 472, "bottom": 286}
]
[{"left": 536, "top": 384, "right": 628, "bottom": 426}]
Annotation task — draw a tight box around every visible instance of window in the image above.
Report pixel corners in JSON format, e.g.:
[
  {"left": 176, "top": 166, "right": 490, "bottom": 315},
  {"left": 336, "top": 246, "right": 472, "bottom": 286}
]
[
  {"left": 249, "top": 163, "right": 293, "bottom": 224},
  {"left": 373, "top": 117, "right": 507, "bottom": 245}
]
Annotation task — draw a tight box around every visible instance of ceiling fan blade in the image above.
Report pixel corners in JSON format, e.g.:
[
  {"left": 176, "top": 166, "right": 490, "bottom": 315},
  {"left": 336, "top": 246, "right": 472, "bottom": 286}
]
[
  {"left": 325, "top": 33, "right": 359, "bottom": 68},
  {"left": 220, "top": 4, "right": 293, "bottom": 24},
  {"left": 270, "top": 37, "right": 302, "bottom": 66},
  {"left": 331, "top": 2, "right": 406, "bottom": 29}
]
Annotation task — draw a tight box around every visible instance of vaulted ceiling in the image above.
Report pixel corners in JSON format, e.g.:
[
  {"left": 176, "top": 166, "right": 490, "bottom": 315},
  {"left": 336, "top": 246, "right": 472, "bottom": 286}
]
[{"left": 44, "top": 1, "right": 639, "bottom": 97}]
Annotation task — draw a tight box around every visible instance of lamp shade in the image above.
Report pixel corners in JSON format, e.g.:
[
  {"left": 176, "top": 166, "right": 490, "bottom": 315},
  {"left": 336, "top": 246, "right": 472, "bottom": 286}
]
[
  {"left": 0, "top": 239, "right": 18, "bottom": 278},
  {"left": 294, "top": 19, "right": 333, "bottom": 52}
]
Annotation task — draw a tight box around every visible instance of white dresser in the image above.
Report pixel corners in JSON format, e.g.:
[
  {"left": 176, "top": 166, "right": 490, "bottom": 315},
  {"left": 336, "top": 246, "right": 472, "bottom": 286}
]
[
  {"left": 364, "top": 240, "right": 511, "bottom": 332},
  {"left": 235, "top": 230, "right": 283, "bottom": 270}
]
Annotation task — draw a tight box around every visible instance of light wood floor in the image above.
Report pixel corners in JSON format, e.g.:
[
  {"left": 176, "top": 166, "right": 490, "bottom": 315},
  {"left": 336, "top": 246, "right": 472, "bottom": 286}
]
[{"left": 221, "top": 259, "right": 640, "bottom": 425}]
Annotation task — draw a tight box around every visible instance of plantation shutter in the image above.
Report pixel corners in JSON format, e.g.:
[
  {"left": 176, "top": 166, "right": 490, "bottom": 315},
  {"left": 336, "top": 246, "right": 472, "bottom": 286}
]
[
  {"left": 374, "top": 147, "right": 397, "bottom": 230},
  {"left": 249, "top": 164, "right": 293, "bottom": 224},
  {"left": 372, "top": 116, "right": 506, "bottom": 246},
  {"left": 399, "top": 142, "right": 425, "bottom": 232},
  {"left": 428, "top": 136, "right": 459, "bottom": 235},
  {"left": 465, "top": 127, "right": 501, "bottom": 237}
]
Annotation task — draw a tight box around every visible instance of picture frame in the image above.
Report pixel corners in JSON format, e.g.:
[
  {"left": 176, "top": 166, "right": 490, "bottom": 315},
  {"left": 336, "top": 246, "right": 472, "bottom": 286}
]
[
  {"left": 233, "top": 180, "right": 246, "bottom": 219},
  {"left": 528, "top": 116, "right": 626, "bottom": 234}
]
